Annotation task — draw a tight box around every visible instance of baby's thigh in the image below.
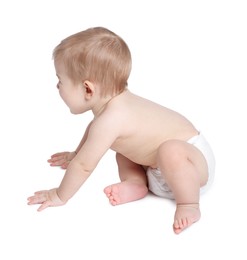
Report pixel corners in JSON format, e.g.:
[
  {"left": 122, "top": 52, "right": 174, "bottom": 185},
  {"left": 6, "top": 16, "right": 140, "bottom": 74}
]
[{"left": 157, "top": 140, "right": 208, "bottom": 185}]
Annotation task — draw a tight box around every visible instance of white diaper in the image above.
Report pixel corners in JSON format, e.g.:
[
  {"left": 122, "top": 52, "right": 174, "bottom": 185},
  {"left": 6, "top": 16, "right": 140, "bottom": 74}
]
[{"left": 146, "top": 133, "right": 216, "bottom": 199}]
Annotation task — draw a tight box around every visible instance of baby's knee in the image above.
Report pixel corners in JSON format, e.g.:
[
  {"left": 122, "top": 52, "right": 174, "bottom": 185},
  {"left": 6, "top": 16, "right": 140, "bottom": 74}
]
[{"left": 158, "top": 140, "right": 188, "bottom": 164}]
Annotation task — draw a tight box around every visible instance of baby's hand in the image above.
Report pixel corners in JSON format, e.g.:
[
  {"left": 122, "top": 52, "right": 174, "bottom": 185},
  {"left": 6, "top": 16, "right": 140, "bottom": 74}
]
[
  {"left": 47, "top": 151, "right": 77, "bottom": 169},
  {"left": 27, "top": 188, "right": 66, "bottom": 211}
]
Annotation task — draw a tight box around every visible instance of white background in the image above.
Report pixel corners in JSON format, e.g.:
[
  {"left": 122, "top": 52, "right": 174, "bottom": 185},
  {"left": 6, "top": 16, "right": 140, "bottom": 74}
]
[{"left": 0, "top": 0, "right": 246, "bottom": 259}]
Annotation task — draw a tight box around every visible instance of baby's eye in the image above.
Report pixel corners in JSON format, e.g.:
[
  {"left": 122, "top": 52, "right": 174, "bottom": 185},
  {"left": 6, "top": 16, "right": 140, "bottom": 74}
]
[{"left": 57, "top": 81, "right": 61, "bottom": 89}]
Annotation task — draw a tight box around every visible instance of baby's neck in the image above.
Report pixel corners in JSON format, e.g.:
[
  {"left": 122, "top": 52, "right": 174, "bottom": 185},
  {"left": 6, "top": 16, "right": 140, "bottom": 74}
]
[{"left": 92, "top": 89, "right": 128, "bottom": 117}]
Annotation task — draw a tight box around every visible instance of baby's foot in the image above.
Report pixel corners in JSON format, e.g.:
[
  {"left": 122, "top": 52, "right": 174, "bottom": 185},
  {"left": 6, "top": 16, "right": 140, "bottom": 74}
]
[
  {"left": 103, "top": 181, "right": 148, "bottom": 206},
  {"left": 173, "top": 203, "right": 201, "bottom": 234}
]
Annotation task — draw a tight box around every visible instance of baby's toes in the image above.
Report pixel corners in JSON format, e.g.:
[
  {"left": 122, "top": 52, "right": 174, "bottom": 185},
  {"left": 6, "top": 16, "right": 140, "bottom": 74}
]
[{"left": 103, "top": 186, "right": 111, "bottom": 195}]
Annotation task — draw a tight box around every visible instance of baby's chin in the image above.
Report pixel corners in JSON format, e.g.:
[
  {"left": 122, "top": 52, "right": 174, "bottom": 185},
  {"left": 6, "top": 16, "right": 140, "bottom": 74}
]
[{"left": 69, "top": 109, "right": 84, "bottom": 115}]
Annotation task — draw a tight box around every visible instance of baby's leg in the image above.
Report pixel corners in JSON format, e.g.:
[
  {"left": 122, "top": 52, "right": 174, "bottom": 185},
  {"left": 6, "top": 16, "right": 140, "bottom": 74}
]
[
  {"left": 157, "top": 140, "right": 208, "bottom": 234},
  {"left": 104, "top": 153, "right": 148, "bottom": 206}
]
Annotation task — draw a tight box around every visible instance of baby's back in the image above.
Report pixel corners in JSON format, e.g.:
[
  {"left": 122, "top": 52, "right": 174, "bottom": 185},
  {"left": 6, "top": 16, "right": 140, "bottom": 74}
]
[{"left": 108, "top": 90, "right": 198, "bottom": 167}]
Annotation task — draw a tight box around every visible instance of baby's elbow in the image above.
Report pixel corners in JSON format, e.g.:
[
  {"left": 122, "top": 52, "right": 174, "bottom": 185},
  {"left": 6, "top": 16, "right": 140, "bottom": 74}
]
[{"left": 72, "top": 159, "right": 95, "bottom": 176}]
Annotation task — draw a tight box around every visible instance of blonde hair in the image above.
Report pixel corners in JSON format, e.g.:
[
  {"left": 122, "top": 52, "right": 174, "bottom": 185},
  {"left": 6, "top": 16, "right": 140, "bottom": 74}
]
[{"left": 53, "top": 27, "right": 132, "bottom": 97}]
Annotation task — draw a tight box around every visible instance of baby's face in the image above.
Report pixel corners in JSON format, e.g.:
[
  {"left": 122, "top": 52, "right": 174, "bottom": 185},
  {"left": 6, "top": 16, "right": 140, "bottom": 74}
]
[{"left": 54, "top": 60, "right": 88, "bottom": 114}]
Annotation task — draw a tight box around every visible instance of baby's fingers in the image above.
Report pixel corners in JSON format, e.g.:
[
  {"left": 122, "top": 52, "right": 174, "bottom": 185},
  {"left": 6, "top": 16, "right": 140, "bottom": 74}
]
[
  {"left": 50, "top": 152, "right": 66, "bottom": 158},
  {"left": 49, "top": 152, "right": 69, "bottom": 160},
  {"left": 48, "top": 157, "right": 67, "bottom": 166},
  {"left": 61, "top": 161, "right": 70, "bottom": 169},
  {"left": 37, "top": 201, "right": 52, "bottom": 212},
  {"left": 48, "top": 152, "right": 69, "bottom": 166},
  {"left": 27, "top": 190, "right": 48, "bottom": 205}
]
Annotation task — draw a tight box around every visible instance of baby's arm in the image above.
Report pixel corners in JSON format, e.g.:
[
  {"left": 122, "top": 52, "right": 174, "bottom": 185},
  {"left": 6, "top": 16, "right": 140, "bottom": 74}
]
[
  {"left": 55, "top": 117, "right": 119, "bottom": 202},
  {"left": 28, "top": 113, "right": 120, "bottom": 211},
  {"left": 47, "top": 121, "right": 93, "bottom": 168}
]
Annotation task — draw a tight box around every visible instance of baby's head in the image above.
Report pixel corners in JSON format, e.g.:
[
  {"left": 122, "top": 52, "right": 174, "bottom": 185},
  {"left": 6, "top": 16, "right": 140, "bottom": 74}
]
[{"left": 53, "top": 27, "right": 132, "bottom": 97}]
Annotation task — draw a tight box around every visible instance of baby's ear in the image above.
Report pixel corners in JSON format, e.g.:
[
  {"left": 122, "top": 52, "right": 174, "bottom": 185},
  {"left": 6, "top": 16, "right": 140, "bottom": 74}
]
[{"left": 83, "top": 80, "right": 95, "bottom": 99}]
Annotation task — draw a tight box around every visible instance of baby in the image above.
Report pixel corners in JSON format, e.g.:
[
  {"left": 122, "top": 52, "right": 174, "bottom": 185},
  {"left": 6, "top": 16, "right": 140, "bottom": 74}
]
[{"left": 27, "top": 27, "right": 215, "bottom": 234}]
